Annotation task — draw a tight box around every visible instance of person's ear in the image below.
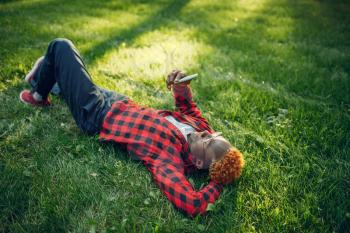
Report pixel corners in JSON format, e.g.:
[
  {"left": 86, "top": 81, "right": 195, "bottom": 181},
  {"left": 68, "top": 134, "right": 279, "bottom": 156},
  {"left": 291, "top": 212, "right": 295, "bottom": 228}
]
[{"left": 196, "top": 159, "right": 203, "bottom": 169}]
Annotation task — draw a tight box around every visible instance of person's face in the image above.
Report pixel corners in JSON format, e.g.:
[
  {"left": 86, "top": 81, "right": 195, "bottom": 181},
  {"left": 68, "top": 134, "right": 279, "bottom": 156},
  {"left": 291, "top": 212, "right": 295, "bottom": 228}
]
[{"left": 187, "top": 131, "right": 229, "bottom": 169}]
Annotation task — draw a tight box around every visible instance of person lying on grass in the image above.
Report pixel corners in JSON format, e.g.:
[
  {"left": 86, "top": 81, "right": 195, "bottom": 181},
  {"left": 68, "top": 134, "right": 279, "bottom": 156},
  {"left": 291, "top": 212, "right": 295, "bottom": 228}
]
[{"left": 19, "top": 38, "right": 245, "bottom": 217}]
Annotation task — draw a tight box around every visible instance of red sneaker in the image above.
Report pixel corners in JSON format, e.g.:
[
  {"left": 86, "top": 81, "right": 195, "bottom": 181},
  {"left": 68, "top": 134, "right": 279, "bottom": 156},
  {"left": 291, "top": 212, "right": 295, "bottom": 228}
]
[
  {"left": 19, "top": 90, "right": 51, "bottom": 107},
  {"left": 24, "top": 56, "right": 44, "bottom": 84}
]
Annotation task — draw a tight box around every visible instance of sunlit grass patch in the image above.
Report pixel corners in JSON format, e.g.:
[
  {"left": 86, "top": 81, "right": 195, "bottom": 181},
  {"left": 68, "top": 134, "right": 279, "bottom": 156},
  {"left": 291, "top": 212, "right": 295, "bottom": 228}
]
[
  {"left": 91, "top": 29, "right": 211, "bottom": 107},
  {"left": 185, "top": 0, "right": 268, "bottom": 29},
  {"left": 96, "top": 33, "right": 203, "bottom": 82}
]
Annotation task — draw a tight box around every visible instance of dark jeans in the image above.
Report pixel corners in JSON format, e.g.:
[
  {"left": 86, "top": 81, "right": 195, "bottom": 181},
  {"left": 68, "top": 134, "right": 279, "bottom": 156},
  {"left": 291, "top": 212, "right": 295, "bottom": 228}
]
[{"left": 34, "top": 38, "right": 127, "bottom": 135}]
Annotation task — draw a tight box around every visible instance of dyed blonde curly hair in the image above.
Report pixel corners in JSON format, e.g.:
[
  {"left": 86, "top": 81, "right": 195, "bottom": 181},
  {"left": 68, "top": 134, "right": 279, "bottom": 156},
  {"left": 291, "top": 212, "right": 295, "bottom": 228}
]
[{"left": 209, "top": 147, "right": 245, "bottom": 185}]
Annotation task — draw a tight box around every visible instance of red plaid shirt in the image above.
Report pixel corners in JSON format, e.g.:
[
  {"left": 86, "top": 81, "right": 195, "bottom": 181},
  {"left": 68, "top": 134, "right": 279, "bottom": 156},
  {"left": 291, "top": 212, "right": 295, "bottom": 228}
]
[{"left": 99, "top": 85, "right": 223, "bottom": 216}]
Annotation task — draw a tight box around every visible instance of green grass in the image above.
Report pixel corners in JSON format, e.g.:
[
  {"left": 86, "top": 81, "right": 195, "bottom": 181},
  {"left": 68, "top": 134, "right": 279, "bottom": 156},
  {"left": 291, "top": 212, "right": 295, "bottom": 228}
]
[{"left": 1, "top": 0, "right": 349, "bottom": 232}]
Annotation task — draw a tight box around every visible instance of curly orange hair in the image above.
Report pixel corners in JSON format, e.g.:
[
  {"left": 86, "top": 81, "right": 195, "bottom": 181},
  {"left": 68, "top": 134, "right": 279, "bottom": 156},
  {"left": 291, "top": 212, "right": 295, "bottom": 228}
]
[{"left": 209, "top": 147, "right": 245, "bottom": 185}]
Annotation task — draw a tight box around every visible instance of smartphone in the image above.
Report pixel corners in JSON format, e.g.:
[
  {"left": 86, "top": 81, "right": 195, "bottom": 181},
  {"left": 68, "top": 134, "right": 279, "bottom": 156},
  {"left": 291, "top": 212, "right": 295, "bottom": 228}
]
[{"left": 174, "top": 73, "right": 198, "bottom": 84}]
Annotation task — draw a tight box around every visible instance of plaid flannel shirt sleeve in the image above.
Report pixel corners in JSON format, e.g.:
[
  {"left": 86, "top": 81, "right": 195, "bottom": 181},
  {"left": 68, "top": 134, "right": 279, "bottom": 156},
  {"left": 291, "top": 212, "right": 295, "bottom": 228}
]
[
  {"left": 173, "top": 85, "right": 207, "bottom": 120},
  {"left": 151, "top": 162, "right": 223, "bottom": 217}
]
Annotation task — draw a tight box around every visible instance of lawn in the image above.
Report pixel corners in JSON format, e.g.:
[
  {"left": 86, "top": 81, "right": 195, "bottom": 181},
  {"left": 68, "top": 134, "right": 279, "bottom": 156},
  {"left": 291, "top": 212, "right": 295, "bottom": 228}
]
[{"left": 0, "top": 0, "right": 349, "bottom": 232}]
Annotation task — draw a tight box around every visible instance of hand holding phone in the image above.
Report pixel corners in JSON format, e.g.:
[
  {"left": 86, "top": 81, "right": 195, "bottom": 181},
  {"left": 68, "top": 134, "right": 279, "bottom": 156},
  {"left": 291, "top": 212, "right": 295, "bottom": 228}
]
[{"left": 166, "top": 70, "right": 198, "bottom": 90}]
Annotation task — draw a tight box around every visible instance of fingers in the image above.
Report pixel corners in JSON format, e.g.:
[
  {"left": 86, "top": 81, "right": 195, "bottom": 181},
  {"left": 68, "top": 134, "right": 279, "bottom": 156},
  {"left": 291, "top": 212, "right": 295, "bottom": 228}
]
[
  {"left": 166, "top": 70, "right": 189, "bottom": 90},
  {"left": 174, "top": 71, "right": 186, "bottom": 82},
  {"left": 166, "top": 70, "right": 176, "bottom": 89},
  {"left": 166, "top": 69, "right": 182, "bottom": 90}
]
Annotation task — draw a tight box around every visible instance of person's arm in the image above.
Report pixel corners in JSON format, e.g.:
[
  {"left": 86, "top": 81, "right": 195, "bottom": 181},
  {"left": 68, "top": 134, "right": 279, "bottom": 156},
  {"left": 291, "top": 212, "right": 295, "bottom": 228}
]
[
  {"left": 172, "top": 84, "right": 204, "bottom": 118},
  {"left": 150, "top": 163, "right": 223, "bottom": 217},
  {"left": 127, "top": 141, "right": 222, "bottom": 216},
  {"left": 166, "top": 70, "right": 207, "bottom": 120}
]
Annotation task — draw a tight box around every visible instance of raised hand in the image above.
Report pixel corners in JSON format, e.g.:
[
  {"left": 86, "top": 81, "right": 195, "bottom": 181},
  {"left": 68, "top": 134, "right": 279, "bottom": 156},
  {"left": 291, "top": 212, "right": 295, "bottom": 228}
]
[{"left": 166, "top": 69, "right": 190, "bottom": 90}]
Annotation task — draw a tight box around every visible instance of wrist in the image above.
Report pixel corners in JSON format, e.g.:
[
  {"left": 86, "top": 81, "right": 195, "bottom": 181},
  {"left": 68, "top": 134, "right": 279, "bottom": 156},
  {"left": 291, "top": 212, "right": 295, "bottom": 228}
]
[{"left": 173, "top": 83, "right": 189, "bottom": 90}]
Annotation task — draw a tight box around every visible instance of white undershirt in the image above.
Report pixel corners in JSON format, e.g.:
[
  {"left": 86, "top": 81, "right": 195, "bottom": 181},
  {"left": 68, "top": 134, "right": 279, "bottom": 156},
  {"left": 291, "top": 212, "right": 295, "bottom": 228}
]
[{"left": 165, "top": 116, "right": 195, "bottom": 141}]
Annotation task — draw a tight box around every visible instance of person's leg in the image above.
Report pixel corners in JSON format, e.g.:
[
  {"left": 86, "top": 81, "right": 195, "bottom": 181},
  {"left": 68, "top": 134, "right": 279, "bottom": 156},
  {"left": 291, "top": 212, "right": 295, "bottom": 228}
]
[
  {"left": 25, "top": 56, "right": 61, "bottom": 95},
  {"left": 30, "top": 38, "right": 122, "bottom": 134}
]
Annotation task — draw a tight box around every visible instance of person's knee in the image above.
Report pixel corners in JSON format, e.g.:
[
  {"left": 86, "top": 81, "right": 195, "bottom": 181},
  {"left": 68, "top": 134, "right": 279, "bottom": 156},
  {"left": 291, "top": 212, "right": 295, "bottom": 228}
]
[{"left": 50, "top": 38, "right": 74, "bottom": 53}]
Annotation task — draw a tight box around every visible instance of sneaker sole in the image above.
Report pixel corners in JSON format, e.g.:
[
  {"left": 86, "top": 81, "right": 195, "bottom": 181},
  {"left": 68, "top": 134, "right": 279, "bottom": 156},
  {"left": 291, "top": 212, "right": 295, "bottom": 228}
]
[{"left": 19, "top": 90, "right": 30, "bottom": 105}]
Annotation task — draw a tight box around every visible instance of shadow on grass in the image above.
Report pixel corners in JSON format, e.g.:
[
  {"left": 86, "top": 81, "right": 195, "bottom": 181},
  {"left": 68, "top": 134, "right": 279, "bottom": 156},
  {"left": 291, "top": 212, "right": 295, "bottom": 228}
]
[
  {"left": 176, "top": 0, "right": 349, "bottom": 231},
  {"left": 83, "top": 0, "right": 189, "bottom": 65},
  {"left": 0, "top": 0, "right": 129, "bottom": 85},
  {"left": 0, "top": 161, "right": 31, "bottom": 233},
  {"left": 2, "top": 0, "right": 349, "bottom": 231},
  {"left": 283, "top": 2, "right": 350, "bottom": 231},
  {"left": 0, "top": 82, "right": 40, "bottom": 232},
  {"left": 284, "top": 0, "right": 350, "bottom": 105},
  {"left": 182, "top": 0, "right": 349, "bottom": 106}
]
